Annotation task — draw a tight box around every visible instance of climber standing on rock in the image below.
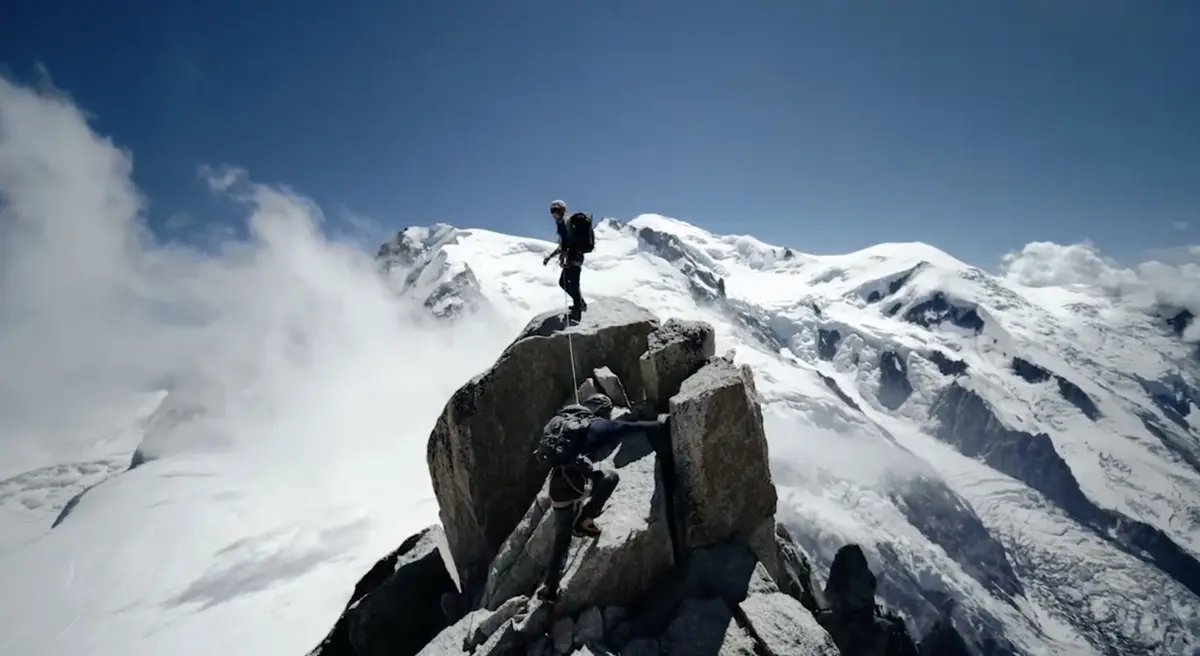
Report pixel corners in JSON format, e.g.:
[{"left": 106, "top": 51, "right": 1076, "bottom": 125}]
[
  {"left": 542, "top": 199, "right": 594, "bottom": 324},
  {"left": 535, "top": 393, "right": 668, "bottom": 603}
]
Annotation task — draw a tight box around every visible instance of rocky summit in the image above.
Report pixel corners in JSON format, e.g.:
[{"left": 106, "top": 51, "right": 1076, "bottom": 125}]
[{"left": 306, "top": 299, "right": 969, "bottom": 656}]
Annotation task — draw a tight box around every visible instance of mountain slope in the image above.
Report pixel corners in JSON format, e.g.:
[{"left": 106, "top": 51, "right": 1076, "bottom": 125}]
[
  {"left": 2, "top": 213, "right": 1196, "bottom": 656},
  {"left": 381, "top": 213, "right": 1200, "bottom": 655}
]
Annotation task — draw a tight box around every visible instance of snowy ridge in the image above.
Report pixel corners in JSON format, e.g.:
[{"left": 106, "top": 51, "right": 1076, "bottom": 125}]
[{"left": 381, "top": 213, "right": 1200, "bottom": 655}]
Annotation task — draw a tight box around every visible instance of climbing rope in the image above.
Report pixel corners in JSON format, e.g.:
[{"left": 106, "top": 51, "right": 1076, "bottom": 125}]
[
  {"left": 563, "top": 287, "right": 580, "bottom": 404},
  {"left": 460, "top": 281, "right": 587, "bottom": 647}
]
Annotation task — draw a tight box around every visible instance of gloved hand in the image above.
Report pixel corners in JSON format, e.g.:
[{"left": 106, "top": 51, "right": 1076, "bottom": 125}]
[{"left": 543, "top": 254, "right": 552, "bottom": 266}]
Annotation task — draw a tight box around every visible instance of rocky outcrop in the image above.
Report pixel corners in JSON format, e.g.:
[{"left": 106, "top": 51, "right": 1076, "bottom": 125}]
[
  {"left": 916, "top": 604, "right": 972, "bottom": 656},
  {"left": 877, "top": 350, "right": 913, "bottom": 411},
  {"left": 426, "top": 298, "right": 659, "bottom": 589},
  {"left": 817, "top": 328, "right": 841, "bottom": 361},
  {"left": 816, "top": 545, "right": 921, "bottom": 656},
  {"left": 307, "top": 526, "right": 456, "bottom": 656},
  {"left": 634, "top": 226, "right": 728, "bottom": 303},
  {"left": 591, "top": 366, "right": 630, "bottom": 407},
  {"left": 479, "top": 434, "right": 674, "bottom": 617},
  {"left": 309, "top": 303, "right": 948, "bottom": 656},
  {"left": 927, "top": 351, "right": 968, "bottom": 377},
  {"left": 638, "top": 318, "right": 716, "bottom": 410},
  {"left": 900, "top": 292, "right": 984, "bottom": 334},
  {"left": 669, "top": 356, "right": 776, "bottom": 552},
  {"left": 1010, "top": 357, "right": 1100, "bottom": 421}
]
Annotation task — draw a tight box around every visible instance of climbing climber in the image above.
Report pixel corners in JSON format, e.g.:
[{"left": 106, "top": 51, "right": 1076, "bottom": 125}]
[
  {"left": 535, "top": 393, "right": 667, "bottom": 603},
  {"left": 542, "top": 199, "right": 594, "bottom": 324}
]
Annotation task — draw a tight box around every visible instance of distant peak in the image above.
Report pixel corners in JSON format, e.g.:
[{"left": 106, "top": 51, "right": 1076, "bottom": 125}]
[
  {"left": 378, "top": 223, "right": 460, "bottom": 267},
  {"left": 847, "top": 241, "right": 969, "bottom": 271}
]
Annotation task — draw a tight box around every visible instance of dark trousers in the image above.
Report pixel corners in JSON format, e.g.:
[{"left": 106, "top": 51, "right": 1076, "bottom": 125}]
[
  {"left": 542, "top": 418, "right": 662, "bottom": 592},
  {"left": 543, "top": 468, "right": 618, "bottom": 592},
  {"left": 558, "top": 265, "right": 584, "bottom": 312}
]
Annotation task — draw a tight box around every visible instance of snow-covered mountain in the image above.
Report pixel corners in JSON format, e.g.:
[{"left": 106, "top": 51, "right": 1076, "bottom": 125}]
[
  {"left": 2, "top": 212, "right": 1197, "bottom": 656},
  {"left": 379, "top": 214, "right": 1200, "bottom": 655}
]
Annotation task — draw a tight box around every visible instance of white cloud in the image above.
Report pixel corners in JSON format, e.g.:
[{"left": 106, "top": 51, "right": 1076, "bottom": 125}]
[
  {"left": 198, "top": 163, "right": 248, "bottom": 193},
  {"left": 1001, "top": 239, "right": 1200, "bottom": 340},
  {"left": 0, "top": 74, "right": 509, "bottom": 479},
  {"left": 1172, "top": 220, "right": 1190, "bottom": 232}
]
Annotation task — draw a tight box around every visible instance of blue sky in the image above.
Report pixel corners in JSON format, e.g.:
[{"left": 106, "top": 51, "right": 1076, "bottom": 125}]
[{"left": 2, "top": 0, "right": 1197, "bottom": 267}]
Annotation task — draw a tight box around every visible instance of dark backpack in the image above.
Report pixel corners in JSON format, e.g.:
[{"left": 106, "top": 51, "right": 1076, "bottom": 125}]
[
  {"left": 536, "top": 404, "right": 595, "bottom": 466},
  {"left": 564, "top": 212, "right": 595, "bottom": 254}
]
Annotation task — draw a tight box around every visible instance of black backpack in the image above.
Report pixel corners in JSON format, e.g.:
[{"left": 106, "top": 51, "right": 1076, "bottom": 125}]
[
  {"left": 564, "top": 212, "right": 595, "bottom": 254},
  {"left": 536, "top": 404, "right": 595, "bottom": 466}
]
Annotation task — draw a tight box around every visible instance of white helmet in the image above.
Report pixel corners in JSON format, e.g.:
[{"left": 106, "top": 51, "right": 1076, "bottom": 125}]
[{"left": 550, "top": 199, "right": 567, "bottom": 215}]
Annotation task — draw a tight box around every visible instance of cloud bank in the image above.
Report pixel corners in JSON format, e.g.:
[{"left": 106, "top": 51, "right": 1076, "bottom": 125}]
[
  {"left": 1000, "top": 240, "right": 1199, "bottom": 340},
  {"left": 0, "top": 75, "right": 506, "bottom": 481}
]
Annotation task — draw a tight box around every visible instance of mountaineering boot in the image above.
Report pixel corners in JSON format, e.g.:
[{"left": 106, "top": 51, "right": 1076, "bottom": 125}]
[
  {"left": 573, "top": 516, "right": 601, "bottom": 538},
  {"left": 567, "top": 306, "right": 582, "bottom": 324}
]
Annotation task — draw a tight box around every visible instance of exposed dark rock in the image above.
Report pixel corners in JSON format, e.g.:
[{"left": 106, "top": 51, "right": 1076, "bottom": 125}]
[
  {"left": 129, "top": 447, "right": 147, "bottom": 470},
  {"left": 51, "top": 483, "right": 101, "bottom": 529},
  {"left": 663, "top": 597, "right": 757, "bottom": 654},
  {"left": 816, "top": 544, "right": 921, "bottom": 656},
  {"left": 635, "top": 226, "right": 727, "bottom": 303},
  {"left": 669, "top": 357, "right": 777, "bottom": 551},
  {"left": 1, "top": 459, "right": 129, "bottom": 530},
  {"left": 635, "top": 226, "right": 690, "bottom": 263},
  {"left": 1140, "top": 374, "right": 1198, "bottom": 429},
  {"left": 917, "top": 605, "right": 972, "bottom": 656},
  {"left": 733, "top": 308, "right": 789, "bottom": 353},
  {"left": 591, "top": 366, "right": 630, "bottom": 407},
  {"left": 376, "top": 224, "right": 457, "bottom": 271},
  {"left": 307, "top": 526, "right": 455, "bottom": 656},
  {"left": 878, "top": 350, "right": 914, "bottom": 411},
  {"left": 1139, "top": 413, "right": 1200, "bottom": 473},
  {"left": 928, "top": 351, "right": 969, "bottom": 377},
  {"left": 1056, "top": 376, "right": 1101, "bottom": 421},
  {"left": 824, "top": 544, "right": 877, "bottom": 612},
  {"left": 931, "top": 383, "right": 1200, "bottom": 599},
  {"left": 860, "top": 264, "right": 925, "bottom": 305},
  {"left": 1011, "top": 358, "right": 1101, "bottom": 420},
  {"left": 774, "top": 523, "right": 825, "bottom": 613},
  {"left": 902, "top": 293, "right": 985, "bottom": 334},
  {"left": 638, "top": 318, "right": 716, "bottom": 410},
  {"left": 1010, "top": 357, "right": 1051, "bottom": 384},
  {"left": 1167, "top": 309, "right": 1195, "bottom": 336},
  {"left": 421, "top": 267, "right": 484, "bottom": 319},
  {"left": 817, "top": 328, "right": 841, "bottom": 361},
  {"left": 889, "top": 477, "right": 1024, "bottom": 604},
  {"left": 820, "top": 374, "right": 862, "bottom": 412}
]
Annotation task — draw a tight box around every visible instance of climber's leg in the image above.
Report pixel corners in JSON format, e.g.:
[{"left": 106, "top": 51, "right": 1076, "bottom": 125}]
[
  {"left": 576, "top": 468, "right": 619, "bottom": 528},
  {"left": 538, "top": 503, "right": 576, "bottom": 601}
]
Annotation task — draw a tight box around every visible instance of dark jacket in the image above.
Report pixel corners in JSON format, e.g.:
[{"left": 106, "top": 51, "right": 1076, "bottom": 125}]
[{"left": 552, "top": 217, "right": 586, "bottom": 267}]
